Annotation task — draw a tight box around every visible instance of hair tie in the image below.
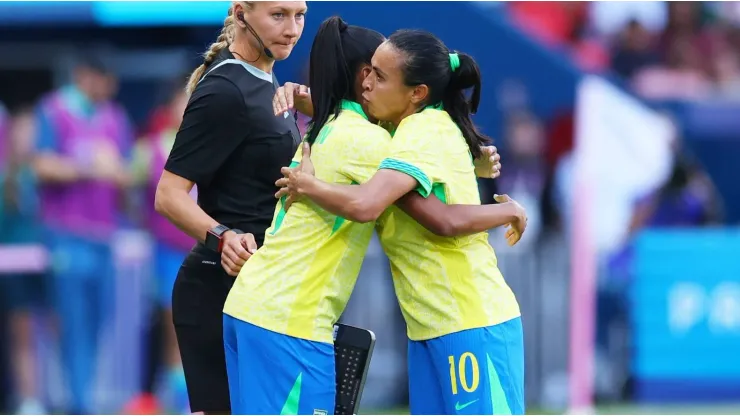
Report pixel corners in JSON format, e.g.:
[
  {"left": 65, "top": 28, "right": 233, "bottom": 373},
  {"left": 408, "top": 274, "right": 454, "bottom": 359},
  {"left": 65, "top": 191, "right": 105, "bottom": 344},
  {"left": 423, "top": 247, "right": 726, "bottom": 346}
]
[{"left": 449, "top": 53, "right": 460, "bottom": 72}]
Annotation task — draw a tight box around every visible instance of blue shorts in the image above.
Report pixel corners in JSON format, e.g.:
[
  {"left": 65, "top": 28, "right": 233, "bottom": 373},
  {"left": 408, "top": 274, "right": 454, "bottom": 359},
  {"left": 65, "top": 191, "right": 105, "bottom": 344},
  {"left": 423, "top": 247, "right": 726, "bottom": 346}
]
[
  {"left": 408, "top": 318, "right": 525, "bottom": 415},
  {"left": 155, "top": 243, "right": 186, "bottom": 307},
  {"left": 223, "top": 314, "right": 336, "bottom": 415}
]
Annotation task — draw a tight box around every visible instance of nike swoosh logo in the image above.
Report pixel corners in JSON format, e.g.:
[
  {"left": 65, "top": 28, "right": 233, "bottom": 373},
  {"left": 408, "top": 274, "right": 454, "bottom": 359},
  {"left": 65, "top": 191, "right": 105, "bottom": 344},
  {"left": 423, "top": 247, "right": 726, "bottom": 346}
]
[{"left": 455, "top": 399, "right": 479, "bottom": 411}]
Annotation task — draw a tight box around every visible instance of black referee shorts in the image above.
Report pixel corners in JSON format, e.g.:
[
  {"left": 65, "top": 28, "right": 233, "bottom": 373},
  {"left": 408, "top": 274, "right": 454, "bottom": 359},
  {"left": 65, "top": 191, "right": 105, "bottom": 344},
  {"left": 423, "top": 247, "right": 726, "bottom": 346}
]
[{"left": 172, "top": 243, "right": 235, "bottom": 414}]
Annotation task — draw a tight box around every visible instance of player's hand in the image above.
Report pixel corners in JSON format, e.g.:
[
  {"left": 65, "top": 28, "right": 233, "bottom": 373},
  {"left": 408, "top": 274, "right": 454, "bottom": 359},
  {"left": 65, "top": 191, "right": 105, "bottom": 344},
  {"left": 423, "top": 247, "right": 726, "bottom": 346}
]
[
  {"left": 296, "top": 142, "right": 314, "bottom": 176},
  {"left": 494, "top": 194, "right": 527, "bottom": 246},
  {"left": 274, "top": 169, "right": 306, "bottom": 211},
  {"left": 474, "top": 145, "right": 502, "bottom": 179},
  {"left": 220, "top": 231, "right": 258, "bottom": 277},
  {"left": 275, "top": 142, "right": 314, "bottom": 210},
  {"left": 273, "top": 82, "right": 312, "bottom": 117}
]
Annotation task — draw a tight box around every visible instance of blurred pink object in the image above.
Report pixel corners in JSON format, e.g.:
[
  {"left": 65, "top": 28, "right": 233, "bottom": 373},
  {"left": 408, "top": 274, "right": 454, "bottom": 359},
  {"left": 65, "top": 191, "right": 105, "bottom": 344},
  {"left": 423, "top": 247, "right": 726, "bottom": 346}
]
[
  {"left": 632, "top": 66, "right": 712, "bottom": 100},
  {"left": 122, "top": 393, "right": 161, "bottom": 415},
  {"left": 509, "top": 1, "right": 586, "bottom": 46},
  {"left": 0, "top": 244, "right": 48, "bottom": 273},
  {"left": 573, "top": 38, "right": 611, "bottom": 72}
]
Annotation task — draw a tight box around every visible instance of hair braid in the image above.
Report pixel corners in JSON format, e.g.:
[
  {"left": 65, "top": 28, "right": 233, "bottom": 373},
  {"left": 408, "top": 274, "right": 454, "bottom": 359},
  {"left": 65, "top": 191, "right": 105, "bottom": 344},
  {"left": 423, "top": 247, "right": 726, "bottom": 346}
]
[{"left": 186, "top": 6, "right": 236, "bottom": 94}]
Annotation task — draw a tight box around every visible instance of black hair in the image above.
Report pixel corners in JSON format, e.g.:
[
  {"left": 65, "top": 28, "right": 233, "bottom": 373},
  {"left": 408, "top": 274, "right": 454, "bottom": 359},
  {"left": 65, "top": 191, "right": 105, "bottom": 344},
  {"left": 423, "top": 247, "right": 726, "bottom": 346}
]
[
  {"left": 305, "top": 16, "right": 385, "bottom": 145},
  {"left": 387, "top": 29, "right": 490, "bottom": 159}
]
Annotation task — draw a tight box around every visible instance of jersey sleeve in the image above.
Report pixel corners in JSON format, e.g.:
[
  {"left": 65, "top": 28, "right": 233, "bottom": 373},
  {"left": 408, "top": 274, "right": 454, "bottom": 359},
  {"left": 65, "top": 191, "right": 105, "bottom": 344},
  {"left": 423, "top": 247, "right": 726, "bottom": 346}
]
[
  {"left": 164, "top": 77, "right": 249, "bottom": 185},
  {"left": 378, "top": 117, "right": 440, "bottom": 197},
  {"left": 340, "top": 128, "right": 391, "bottom": 184}
]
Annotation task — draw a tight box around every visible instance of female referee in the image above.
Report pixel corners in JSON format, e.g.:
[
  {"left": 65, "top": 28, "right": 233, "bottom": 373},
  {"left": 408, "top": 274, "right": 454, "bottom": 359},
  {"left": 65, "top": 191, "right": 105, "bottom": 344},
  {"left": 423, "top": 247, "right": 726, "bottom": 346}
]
[
  {"left": 223, "top": 17, "right": 525, "bottom": 415},
  {"left": 279, "top": 30, "right": 526, "bottom": 415},
  {"left": 153, "top": 1, "right": 307, "bottom": 413}
]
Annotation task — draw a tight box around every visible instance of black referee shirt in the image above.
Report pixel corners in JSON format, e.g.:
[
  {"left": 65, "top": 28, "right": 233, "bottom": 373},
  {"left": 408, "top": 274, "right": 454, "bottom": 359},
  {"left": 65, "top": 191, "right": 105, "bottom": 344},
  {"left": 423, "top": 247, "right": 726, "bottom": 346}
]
[{"left": 165, "top": 49, "right": 302, "bottom": 245}]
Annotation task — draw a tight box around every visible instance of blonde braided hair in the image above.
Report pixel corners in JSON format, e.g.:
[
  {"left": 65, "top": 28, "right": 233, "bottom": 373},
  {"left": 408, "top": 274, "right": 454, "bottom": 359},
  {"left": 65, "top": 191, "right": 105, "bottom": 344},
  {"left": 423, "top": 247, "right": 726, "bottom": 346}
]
[{"left": 185, "top": 3, "right": 243, "bottom": 94}]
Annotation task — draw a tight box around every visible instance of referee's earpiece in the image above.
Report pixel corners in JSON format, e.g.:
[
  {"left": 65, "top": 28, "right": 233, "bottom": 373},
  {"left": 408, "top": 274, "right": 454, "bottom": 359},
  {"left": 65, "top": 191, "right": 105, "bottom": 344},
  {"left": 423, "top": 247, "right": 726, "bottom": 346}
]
[{"left": 236, "top": 11, "right": 274, "bottom": 59}]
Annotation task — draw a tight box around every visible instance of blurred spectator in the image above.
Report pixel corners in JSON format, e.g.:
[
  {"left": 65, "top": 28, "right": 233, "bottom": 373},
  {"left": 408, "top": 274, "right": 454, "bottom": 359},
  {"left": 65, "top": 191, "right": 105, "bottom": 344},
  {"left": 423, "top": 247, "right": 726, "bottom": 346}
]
[
  {"left": 0, "top": 101, "right": 6, "bottom": 413},
  {"left": 128, "top": 84, "right": 192, "bottom": 414},
  {"left": 712, "top": 49, "right": 740, "bottom": 100},
  {"left": 589, "top": 1, "right": 668, "bottom": 37},
  {"left": 629, "top": 148, "right": 723, "bottom": 231},
  {"left": 0, "top": 102, "right": 6, "bottom": 162},
  {"left": 31, "top": 54, "right": 133, "bottom": 414},
  {"left": 611, "top": 19, "right": 659, "bottom": 80},
  {"left": 632, "top": 34, "right": 713, "bottom": 100},
  {"left": 138, "top": 76, "right": 189, "bottom": 140},
  {"left": 496, "top": 110, "right": 547, "bottom": 247},
  {"left": 569, "top": 14, "right": 611, "bottom": 72},
  {"left": 0, "top": 107, "right": 45, "bottom": 415},
  {"left": 658, "top": 2, "right": 716, "bottom": 63}
]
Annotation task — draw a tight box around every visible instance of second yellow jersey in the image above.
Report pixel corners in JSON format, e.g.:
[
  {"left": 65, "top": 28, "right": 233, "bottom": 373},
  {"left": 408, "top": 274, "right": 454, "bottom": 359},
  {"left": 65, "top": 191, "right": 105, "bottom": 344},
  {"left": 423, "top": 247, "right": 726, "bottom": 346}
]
[
  {"left": 223, "top": 101, "right": 390, "bottom": 343},
  {"left": 376, "top": 108, "right": 521, "bottom": 341}
]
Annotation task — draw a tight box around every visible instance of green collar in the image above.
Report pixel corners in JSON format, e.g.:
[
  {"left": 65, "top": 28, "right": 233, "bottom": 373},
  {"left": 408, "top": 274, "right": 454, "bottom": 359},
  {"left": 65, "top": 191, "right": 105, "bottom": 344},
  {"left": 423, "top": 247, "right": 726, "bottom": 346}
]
[{"left": 340, "top": 100, "right": 368, "bottom": 120}]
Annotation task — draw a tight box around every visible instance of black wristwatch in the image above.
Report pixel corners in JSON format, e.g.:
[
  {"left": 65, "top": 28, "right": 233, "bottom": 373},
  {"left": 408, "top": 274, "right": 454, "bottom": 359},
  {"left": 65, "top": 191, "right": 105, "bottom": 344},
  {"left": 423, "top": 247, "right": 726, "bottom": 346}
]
[{"left": 205, "top": 225, "right": 245, "bottom": 253}]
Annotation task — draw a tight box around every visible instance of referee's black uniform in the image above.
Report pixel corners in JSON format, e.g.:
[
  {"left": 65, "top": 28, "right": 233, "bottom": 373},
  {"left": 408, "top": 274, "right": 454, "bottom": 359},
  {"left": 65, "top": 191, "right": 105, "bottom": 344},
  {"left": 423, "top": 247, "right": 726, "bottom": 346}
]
[{"left": 164, "top": 49, "right": 301, "bottom": 412}]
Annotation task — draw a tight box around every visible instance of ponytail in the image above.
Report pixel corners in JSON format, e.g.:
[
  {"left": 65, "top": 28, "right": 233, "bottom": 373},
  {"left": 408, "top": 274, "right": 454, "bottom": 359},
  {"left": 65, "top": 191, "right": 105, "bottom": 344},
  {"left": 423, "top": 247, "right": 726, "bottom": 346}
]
[
  {"left": 305, "top": 16, "right": 384, "bottom": 146},
  {"left": 388, "top": 30, "right": 491, "bottom": 159},
  {"left": 442, "top": 52, "right": 490, "bottom": 159},
  {"left": 305, "top": 16, "right": 349, "bottom": 146},
  {"left": 186, "top": 6, "right": 236, "bottom": 94}
]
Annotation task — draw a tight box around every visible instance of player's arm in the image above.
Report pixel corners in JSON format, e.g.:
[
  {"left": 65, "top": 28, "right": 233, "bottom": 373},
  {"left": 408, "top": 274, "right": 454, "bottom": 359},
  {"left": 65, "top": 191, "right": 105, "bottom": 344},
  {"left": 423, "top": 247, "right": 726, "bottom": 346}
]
[
  {"left": 396, "top": 192, "right": 524, "bottom": 237},
  {"left": 280, "top": 124, "right": 437, "bottom": 223},
  {"left": 282, "top": 167, "right": 417, "bottom": 223}
]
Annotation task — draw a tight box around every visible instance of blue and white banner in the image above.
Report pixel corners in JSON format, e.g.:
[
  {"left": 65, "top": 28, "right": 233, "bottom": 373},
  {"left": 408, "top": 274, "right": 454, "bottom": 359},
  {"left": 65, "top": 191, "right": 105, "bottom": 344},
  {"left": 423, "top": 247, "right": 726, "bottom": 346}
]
[{"left": 632, "top": 229, "right": 740, "bottom": 401}]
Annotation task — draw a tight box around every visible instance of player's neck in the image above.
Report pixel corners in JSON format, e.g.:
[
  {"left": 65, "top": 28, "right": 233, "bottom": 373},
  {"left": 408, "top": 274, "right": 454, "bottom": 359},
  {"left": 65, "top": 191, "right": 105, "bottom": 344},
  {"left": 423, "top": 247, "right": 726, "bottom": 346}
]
[
  {"left": 391, "top": 106, "right": 419, "bottom": 129},
  {"left": 230, "top": 43, "right": 274, "bottom": 74}
]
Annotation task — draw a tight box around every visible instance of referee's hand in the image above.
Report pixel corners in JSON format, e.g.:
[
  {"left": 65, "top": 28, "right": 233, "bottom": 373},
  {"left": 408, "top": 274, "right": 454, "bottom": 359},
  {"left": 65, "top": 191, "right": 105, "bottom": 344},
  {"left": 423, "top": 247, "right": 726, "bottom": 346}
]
[{"left": 221, "top": 231, "right": 258, "bottom": 277}]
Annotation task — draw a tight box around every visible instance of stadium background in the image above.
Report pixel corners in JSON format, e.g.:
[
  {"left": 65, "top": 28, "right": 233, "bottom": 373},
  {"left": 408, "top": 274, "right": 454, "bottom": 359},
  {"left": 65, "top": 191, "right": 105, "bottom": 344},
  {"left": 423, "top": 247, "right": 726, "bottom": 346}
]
[{"left": 1, "top": 1, "right": 740, "bottom": 414}]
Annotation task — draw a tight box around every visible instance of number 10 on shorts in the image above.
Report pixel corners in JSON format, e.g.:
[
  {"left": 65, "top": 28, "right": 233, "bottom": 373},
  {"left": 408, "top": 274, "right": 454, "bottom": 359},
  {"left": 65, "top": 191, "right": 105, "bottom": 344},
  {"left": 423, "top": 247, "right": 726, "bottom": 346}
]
[{"left": 448, "top": 352, "right": 479, "bottom": 394}]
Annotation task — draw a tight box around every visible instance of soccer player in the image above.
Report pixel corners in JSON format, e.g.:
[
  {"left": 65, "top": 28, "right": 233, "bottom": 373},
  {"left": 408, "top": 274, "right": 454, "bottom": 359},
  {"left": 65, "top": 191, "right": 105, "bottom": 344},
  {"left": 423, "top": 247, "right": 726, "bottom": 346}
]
[
  {"left": 278, "top": 30, "right": 525, "bottom": 415},
  {"left": 223, "top": 17, "right": 526, "bottom": 415}
]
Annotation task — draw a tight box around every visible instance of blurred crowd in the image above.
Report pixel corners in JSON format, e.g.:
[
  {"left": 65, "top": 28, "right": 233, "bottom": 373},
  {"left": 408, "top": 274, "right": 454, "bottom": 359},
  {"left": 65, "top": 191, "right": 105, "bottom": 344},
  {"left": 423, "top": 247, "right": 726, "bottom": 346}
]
[
  {"left": 0, "top": 55, "right": 195, "bottom": 414},
  {"left": 510, "top": 1, "right": 740, "bottom": 101}
]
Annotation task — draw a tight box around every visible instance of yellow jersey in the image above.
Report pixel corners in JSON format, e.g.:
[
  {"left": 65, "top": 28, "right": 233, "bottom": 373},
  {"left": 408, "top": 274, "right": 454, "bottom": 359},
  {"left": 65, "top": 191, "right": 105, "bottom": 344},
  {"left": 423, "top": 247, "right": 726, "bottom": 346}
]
[
  {"left": 223, "top": 100, "right": 391, "bottom": 343},
  {"left": 376, "top": 108, "right": 521, "bottom": 341}
]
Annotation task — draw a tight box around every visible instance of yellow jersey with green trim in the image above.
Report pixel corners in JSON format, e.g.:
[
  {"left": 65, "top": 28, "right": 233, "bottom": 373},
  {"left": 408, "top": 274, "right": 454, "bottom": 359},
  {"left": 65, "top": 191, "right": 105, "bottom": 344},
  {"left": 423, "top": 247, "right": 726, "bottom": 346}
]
[
  {"left": 376, "top": 108, "right": 521, "bottom": 341},
  {"left": 223, "top": 101, "right": 391, "bottom": 343}
]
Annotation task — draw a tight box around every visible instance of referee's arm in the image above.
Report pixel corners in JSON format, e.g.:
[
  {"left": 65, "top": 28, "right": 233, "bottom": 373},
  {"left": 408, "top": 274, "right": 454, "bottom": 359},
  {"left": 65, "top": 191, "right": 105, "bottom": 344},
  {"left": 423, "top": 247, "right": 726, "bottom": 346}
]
[{"left": 155, "top": 79, "right": 247, "bottom": 243}]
